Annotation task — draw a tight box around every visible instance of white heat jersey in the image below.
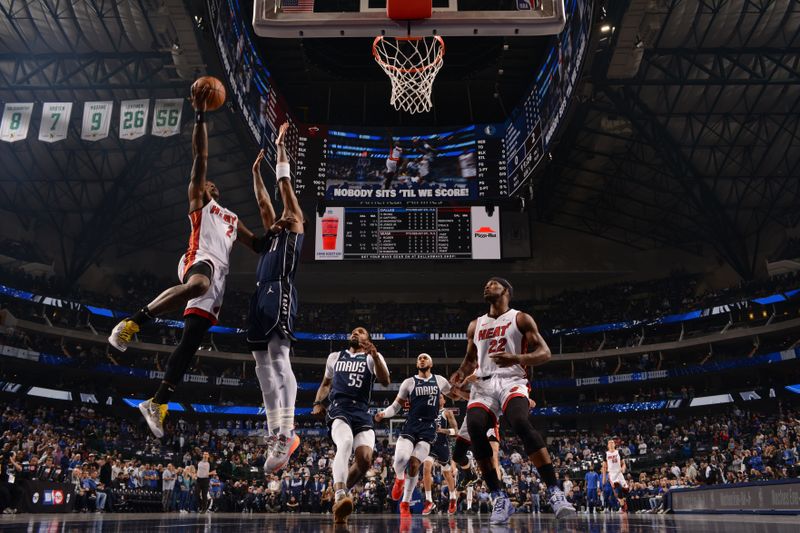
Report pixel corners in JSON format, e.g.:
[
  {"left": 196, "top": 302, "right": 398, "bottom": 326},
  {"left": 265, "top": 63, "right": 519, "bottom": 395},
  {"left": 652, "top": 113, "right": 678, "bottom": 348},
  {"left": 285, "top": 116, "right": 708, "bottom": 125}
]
[
  {"left": 388, "top": 145, "right": 402, "bottom": 161},
  {"left": 606, "top": 450, "right": 622, "bottom": 474},
  {"left": 182, "top": 199, "right": 238, "bottom": 277},
  {"left": 473, "top": 309, "right": 526, "bottom": 379}
]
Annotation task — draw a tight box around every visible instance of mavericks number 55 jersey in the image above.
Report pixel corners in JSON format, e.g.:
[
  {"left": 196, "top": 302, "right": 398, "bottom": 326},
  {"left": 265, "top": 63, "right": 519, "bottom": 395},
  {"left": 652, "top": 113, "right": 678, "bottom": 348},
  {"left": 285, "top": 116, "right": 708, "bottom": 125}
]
[
  {"left": 325, "top": 350, "right": 385, "bottom": 408},
  {"left": 473, "top": 308, "right": 526, "bottom": 379}
]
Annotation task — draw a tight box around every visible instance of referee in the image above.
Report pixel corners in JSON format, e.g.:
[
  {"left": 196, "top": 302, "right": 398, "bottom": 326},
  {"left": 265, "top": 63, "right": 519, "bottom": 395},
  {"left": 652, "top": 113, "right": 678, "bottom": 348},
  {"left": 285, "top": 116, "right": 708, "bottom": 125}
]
[{"left": 196, "top": 452, "right": 216, "bottom": 513}]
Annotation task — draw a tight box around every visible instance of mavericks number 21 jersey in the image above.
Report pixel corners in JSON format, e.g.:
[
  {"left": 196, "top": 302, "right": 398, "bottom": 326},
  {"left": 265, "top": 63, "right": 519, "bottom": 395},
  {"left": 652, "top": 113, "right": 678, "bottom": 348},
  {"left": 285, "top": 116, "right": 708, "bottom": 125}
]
[
  {"left": 325, "top": 350, "right": 386, "bottom": 407},
  {"left": 473, "top": 308, "right": 526, "bottom": 379},
  {"left": 397, "top": 375, "right": 451, "bottom": 422}
]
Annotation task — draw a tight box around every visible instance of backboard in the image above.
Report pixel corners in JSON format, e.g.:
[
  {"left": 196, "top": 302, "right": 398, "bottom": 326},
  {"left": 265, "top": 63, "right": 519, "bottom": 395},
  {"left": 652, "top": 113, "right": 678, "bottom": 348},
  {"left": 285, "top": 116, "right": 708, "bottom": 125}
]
[{"left": 253, "top": 0, "right": 566, "bottom": 38}]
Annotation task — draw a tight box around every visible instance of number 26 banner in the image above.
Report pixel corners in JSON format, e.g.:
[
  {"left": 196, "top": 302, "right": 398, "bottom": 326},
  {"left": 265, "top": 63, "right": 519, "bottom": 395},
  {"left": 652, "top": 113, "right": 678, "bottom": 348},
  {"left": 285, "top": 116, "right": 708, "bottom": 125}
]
[
  {"left": 80, "top": 101, "right": 113, "bottom": 141},
  {"left": 119, "top": 99, "right": 150, "bottom": 140},
  {"left": 151, "top": 99, "right": 184, "bottom": 137}
]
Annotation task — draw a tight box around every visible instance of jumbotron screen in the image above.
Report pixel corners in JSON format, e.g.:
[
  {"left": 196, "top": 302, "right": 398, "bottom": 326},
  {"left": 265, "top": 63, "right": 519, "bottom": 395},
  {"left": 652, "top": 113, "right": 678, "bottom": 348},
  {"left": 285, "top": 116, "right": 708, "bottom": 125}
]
[{"left": 314, "top": 206, "right": 501, "bottom": 260}]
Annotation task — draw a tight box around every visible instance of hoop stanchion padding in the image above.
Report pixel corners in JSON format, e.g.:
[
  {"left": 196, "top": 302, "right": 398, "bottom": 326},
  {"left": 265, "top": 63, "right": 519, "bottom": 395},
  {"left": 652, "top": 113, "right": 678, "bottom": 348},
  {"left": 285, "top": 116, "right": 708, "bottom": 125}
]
[
  {"left": 387, "top": 0, "right": 432, "bottom": 20},
  {"left": 373, "top": 35, "right": 445, "bottom": 114}
]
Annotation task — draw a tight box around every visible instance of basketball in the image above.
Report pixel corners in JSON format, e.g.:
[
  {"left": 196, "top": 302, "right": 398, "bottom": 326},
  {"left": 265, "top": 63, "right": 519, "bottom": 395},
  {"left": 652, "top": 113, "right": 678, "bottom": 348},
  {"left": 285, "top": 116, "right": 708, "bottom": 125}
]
[{"left": 191, "top": 76, "right": 226, "bottom": 111}]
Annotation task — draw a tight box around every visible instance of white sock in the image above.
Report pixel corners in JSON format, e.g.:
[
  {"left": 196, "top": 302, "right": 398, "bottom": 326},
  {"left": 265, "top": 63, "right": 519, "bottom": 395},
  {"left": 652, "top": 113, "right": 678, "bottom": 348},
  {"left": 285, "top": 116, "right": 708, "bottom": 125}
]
[
  {"left": 466, "top": 486, "right": 473, "bottom": 509},
  {"left": 402, "top": 473, "right": 418, "bottom": 503},
  {"left": 268, "top": 336, "right": 297, "bottom": 437},
  {"left": 277, "top": 407, "right": 295, "bottom": 439},
  {"left": 450, "top": 490, "right": 457, "bottom": 500},
  {"left": 330, "top": 420, "right": 354, "bottom": 486},
  {"left": 426, "top": 490, "right": 433, "bottom": 502},
  {"left": 252, "top": 351, "right": 280, "bottom": 435}
]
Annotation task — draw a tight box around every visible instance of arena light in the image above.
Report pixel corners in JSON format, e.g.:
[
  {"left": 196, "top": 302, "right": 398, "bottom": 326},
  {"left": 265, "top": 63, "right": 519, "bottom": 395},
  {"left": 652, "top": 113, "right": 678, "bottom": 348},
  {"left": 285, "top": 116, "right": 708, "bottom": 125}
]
[
  {"left": 28, "top": 386, "right": 72, "bottom": 401},
  {"left": 600, "top": 24, "right": 612, "bottom": 33},
  {"left": 689, "top": 394, "right": 733, "bottom": 407}
]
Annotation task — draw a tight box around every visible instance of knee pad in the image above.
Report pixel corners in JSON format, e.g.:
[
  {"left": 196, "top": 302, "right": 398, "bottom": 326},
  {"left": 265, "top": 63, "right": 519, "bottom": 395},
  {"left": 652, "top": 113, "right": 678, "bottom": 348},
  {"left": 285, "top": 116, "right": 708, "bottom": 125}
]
[{"left": 466, "top": 408, "right": 494, "bottom": 460}]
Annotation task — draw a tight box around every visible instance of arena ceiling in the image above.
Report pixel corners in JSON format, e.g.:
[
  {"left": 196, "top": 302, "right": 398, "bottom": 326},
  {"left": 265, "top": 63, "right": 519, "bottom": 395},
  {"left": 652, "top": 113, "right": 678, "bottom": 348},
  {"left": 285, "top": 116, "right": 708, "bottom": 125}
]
[
  {"left": 537, "top": 0, "right": 800, "bottom": 279},
  {"left": 0, "top": 0, "right": 798, "bottom": 285}
]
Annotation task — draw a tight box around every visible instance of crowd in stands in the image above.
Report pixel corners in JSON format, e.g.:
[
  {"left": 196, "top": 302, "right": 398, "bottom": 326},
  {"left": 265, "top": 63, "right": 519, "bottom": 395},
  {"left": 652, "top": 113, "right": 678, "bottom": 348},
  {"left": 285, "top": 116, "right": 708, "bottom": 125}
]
[
  {"left": 3, "top": 263, "right": 800, "bottom": 336},
  {"left": 0, "top": 397, "right": 797, "bottom": 515}
]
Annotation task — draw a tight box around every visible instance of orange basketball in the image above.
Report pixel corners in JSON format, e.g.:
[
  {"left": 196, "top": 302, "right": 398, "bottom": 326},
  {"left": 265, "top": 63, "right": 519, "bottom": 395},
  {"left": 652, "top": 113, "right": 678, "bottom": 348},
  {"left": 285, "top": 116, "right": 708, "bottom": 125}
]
[{"left": 191, "top": 76, "right": 226, "bottom": 111}]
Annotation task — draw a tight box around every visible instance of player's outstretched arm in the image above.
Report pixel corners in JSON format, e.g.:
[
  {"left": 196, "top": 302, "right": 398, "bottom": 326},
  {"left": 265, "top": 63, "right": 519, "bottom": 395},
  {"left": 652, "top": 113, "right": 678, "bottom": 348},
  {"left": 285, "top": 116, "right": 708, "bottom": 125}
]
[
  {"left": 252, "top": 149, "right": 276, "bottom": 231},
  {"left": 188, "top": 87, "right": 209, "bottom": 213},
  {"left": 311, "top": 376, "right": 333, "bottom": 418},
  {"left": 375, "top": 379, "right": 411, "bottom": 422},
  {"left": 362, "top": 339, "right": 390, "bottom": 386},
  {"left": 517, "top": 312, "right": 552, "bottom": 367},
  {"left": 450, "top": 319, "right": 478, "bottom": 387},
  {"left": 275, "top": 122, "right": 304, "bottom": 233}
]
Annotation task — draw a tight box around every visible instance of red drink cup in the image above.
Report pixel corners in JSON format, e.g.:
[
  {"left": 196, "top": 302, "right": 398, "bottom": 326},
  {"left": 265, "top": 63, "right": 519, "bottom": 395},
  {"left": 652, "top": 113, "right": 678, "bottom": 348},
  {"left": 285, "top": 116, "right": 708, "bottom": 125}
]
[{"left": 321, "top": 216, "right": 339, "bottom": 250}]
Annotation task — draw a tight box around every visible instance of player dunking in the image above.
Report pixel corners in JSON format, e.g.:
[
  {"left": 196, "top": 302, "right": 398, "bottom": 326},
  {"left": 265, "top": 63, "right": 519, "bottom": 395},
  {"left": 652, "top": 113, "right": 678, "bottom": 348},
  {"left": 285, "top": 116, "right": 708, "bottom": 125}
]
[
  {"left": 450, "top": 277, "right": 576, "bottom": 524},
  {"left": 108, "top": 86, "right": 266, "bottom": 438},
  {"left": 311, "top": 327, "right": 391, "bottom": 525},
  {"left": 248, "top": 122, "right": 305, "bottom": 473},
  {"left": 375, "top": 353, "right": 455, "bottom": 518},
  {"left": 602, "top": 439, "right": 629, "bottom": 513},
  {"left": 382, "top": 140, "right": 403, "bottom": 189},
  {"left": 421, "top": 395, "right": 459, "bottom": 515}
]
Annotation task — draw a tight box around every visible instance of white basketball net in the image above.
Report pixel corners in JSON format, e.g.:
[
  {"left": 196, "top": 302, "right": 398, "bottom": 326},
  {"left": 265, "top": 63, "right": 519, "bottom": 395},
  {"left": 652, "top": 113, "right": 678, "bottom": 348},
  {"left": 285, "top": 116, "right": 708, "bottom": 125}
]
[{"left": 373, "top": 36, "right": 445, "bottom": 114}]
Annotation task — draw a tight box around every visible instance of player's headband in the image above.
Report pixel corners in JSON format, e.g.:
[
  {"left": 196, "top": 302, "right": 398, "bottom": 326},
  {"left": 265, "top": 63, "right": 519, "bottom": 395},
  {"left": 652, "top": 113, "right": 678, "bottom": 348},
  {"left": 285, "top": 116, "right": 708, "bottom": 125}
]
[{"left": 489, "top": 277, "right": 513, "bottom": 298}]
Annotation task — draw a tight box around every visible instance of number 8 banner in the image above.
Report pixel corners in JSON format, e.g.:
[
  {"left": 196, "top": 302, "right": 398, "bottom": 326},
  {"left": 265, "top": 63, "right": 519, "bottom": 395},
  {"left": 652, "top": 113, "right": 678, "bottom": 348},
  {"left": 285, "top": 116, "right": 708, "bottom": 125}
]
[
  {"left": 81, "top": 101, "right": 113, "bottom": 141},
  {"left": 119, "top": 99, "right": 150, "bottom": 140},
  {"left": 0, "top": 103, "right": 34, "bottom": 143},
  {"left": 151, "top": 99, "right": 184, "bottom": 137}
]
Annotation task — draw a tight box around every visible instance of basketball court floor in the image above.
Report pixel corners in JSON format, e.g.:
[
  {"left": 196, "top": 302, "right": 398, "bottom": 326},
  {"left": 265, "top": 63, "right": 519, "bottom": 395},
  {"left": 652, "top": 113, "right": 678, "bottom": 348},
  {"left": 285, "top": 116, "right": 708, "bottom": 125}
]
[{"left": 1, "top": 513, "right": 797, "bottom": 532}]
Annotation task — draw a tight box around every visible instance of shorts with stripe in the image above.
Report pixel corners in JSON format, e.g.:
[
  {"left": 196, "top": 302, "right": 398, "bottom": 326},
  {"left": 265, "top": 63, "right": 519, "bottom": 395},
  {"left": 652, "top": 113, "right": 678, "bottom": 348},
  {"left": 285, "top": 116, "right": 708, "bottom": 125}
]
[
  {"left": 467, "top": 375, "right": 529, "bottom": 420},
  {"left": 177, "top": 252, "right": 226, "bottom": 325}
]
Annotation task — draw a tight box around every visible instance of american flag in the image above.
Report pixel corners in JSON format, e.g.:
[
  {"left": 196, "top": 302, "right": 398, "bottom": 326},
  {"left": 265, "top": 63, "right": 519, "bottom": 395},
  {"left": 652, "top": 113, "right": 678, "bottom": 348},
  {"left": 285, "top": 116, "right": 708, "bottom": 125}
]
[{"left": 281, "top": 0, "right": 314, "bottom": 13}]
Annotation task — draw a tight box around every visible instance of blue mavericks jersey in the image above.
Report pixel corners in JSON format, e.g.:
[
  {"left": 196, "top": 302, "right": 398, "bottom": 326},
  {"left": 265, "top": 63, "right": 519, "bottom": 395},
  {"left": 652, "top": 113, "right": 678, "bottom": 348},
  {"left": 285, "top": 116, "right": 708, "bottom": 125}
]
[
  {"left": 433, "top": 409, "right": 449, "bottom": 446},
  {"left": 329, "top": 351, "right": 374, "bottom": 407},
  {"left": 407, "top": 376, "right": 442, "bottom": 422},
  {"left": 256, "top": 229, "right": 303, "bottom": 283}
]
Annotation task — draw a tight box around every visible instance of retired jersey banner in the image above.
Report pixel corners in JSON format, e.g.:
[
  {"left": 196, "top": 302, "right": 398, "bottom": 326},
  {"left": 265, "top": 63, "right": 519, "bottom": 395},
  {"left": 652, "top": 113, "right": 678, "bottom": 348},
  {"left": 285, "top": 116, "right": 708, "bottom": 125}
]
[
  {"left": 0, "top": 103, "right": 34, "bottom": 143},
  {"left": 80, "top": 101, "right": 113, "bottom": 141},
  {"left": 38, "top": 102, "right": 73, "bottom": 143},
  {"left": 119, "top": 99, "right": 149, "bottom": 140},
  {"left": 151, "top": 98, "right": 183, "bottom": 137}
]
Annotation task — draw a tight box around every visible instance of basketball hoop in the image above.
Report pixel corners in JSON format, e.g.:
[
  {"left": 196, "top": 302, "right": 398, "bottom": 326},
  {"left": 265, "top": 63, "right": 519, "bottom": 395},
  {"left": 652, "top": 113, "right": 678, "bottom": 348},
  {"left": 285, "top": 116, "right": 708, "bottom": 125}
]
[{"left": 373, "top": 35, "right": 445, "bottom": 114}]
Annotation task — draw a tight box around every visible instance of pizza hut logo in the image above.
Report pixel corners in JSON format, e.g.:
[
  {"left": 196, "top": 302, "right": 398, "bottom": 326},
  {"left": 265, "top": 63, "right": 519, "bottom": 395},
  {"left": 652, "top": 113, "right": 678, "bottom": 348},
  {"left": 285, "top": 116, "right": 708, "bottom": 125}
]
[{"left": 474, "top": 226, "right": 497, "bottom": 239}]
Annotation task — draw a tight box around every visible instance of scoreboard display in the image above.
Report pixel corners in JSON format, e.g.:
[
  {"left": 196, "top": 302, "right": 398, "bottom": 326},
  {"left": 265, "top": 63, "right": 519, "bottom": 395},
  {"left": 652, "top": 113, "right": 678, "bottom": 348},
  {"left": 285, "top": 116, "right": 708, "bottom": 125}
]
[{"left": 315, "top": 206, "right": 501, "bottom": 260}]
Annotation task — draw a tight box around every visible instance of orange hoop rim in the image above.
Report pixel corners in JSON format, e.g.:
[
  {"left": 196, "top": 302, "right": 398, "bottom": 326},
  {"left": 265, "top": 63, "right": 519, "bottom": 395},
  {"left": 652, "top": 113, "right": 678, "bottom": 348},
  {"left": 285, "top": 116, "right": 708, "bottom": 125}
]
[{"left": 372, "top": 35, "right": 445, "bottom": 74}]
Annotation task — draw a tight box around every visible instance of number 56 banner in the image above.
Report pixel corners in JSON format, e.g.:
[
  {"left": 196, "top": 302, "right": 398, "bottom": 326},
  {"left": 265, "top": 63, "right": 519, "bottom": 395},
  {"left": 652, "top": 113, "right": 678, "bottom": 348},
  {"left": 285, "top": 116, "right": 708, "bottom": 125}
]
[
  {"left": 0, "top": 103, "right": 34, "bottom": 142},
  {"left": 151, "top": 99, "right": 184, "bottom": 137},
  {"left": 119, "top": 99, "right": 150, "bottom": 140}
]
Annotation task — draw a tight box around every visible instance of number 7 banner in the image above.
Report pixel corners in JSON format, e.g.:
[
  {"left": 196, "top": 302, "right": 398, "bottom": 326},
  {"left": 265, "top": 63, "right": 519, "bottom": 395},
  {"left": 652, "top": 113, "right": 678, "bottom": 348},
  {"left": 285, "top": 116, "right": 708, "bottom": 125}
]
[
  {"left": 81, "top": 101, "right": 113, "bottom": 141},
  {"left": 39, "top": 102, "right": 73, "bottom": 143},
  {"left": 0, "top": 103, "right": 34, "bottom": 143},
  {"left": 151, "top": 99, "right": 184, "bottom": 137},
  {"left": 119, "top": 99, "right": 150, "bottom": 140}
]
